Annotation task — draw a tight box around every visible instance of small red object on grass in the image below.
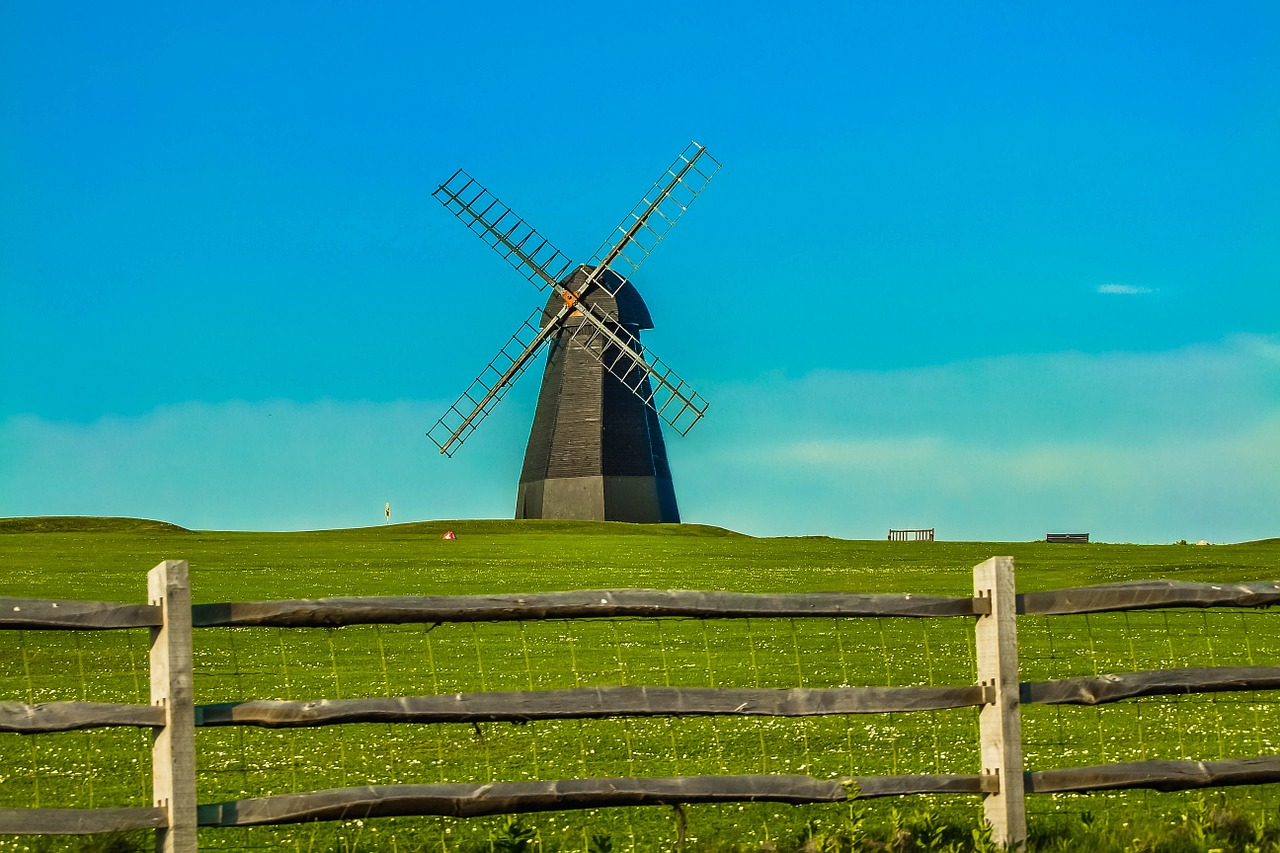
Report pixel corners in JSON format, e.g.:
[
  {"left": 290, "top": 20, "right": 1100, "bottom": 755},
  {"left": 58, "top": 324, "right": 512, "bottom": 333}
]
[{"left": 442, "top": 530, "right": 457, "bottom": 541}]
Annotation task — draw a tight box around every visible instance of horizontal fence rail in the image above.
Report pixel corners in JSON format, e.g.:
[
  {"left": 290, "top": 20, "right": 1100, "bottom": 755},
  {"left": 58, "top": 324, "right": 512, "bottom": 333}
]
[
  {"left": 0, "top": 598, "right": 162, "bottom": 629},
  {"left": 1026, "top": 755, "right": 1280, "bottom": 794},
  {"left": 1023, "top": 665, "right": 1280, "bottom": 706},
  {"left": 190, "top": 588, "right": 989, "bottom": 627},
  {"left": 0, "top": 701, "right": 166, "bottom": 733},
  {"left": 0, "top": 806, "right": 169, "bottom": 835},
  {"left": 2, "top": 560, "right": 1278, "bottom": 851},
  {"left": 1018, "top": 579, "right": 1280, "bottom": 615},
  {"left": 195, "top": 774, "right": 1000, "bottom": 828},
  {"left": 23, "top": 667, "right": 1279, "bottom": 735},
  {"left": 194, "top": 684, "right": 993, "bottom": 727}
]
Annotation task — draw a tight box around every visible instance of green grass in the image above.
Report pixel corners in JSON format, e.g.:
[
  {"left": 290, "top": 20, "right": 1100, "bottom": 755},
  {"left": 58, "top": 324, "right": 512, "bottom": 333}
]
[
  {"left": 0, "top": 516, "right": 190, "bottom": 535},
  {"left": 1, "top": 518, "right": 1278, "bottom": 851}
]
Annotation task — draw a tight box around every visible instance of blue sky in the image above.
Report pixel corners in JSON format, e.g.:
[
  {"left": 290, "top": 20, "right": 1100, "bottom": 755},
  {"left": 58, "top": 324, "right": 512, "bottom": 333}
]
[{"left": 2, "top": 1, "right": 1277, "bottom": 542}]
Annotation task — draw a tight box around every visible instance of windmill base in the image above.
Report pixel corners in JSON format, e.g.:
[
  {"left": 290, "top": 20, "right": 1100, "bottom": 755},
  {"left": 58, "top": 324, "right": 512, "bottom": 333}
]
[{"left": 516, "top": 475, "right": 679, "bottom": 524}]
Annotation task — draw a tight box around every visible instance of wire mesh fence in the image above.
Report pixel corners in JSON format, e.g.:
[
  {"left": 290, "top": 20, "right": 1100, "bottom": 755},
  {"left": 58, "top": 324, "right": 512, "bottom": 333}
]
[
  {"left": 1018, "top": 606, "right": 1280, "bottom": 828},
  {"left": 3, "top": 569, "right": 1279, "bottom": 851},
  {"left": 189, "top": 615, "right": 980, "bottom": 849},
  {"left": 0, "top": 629, "right": 154, "bottom": 816},
  {"left": 3, "top": 612, "right": 984, "bottom": 850}
]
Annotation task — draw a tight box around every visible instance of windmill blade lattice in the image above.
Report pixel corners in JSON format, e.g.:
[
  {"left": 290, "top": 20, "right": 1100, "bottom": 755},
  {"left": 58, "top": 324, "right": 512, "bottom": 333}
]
[
  {"left": 587, "top": 142, "right": 721, "bottom": 295},
  {"left": 431, "top": 171, "right": 713, "bottom": 443},
  {"left": 433, "top": 171, "right": 574, "bottom": 292},
  {"left": 427, "top": 142, "right": 718, "bottom": 458},
  {"left": 426, "top": 307, "right": 551, "bottom": 456},
  {"left": 565, "top": 315, "right": 708, "bottom": 436}
]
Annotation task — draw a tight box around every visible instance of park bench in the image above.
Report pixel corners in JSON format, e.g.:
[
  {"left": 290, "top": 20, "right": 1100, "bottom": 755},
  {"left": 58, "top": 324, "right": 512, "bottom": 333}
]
[{"left": 888, "top": 528, "right": 934, "bottom": 541}]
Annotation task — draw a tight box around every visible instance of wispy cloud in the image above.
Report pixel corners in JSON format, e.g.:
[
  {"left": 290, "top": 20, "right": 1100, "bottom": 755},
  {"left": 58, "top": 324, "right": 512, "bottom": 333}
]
[
  {"left": 673, "top": 334, "right": 1280, "bottom": 543},
  {"left": 1097, "top": 283, "right": 1154, "bottom": 295},
  {"left": 2, "top": 336, "right": 1277, "bottom": 544},
  {"left": 705, "top": 418, "right": 1280, "bottom": 543},
  {"left": 0, "top": 398, "right": 531, "bottom": 531}
]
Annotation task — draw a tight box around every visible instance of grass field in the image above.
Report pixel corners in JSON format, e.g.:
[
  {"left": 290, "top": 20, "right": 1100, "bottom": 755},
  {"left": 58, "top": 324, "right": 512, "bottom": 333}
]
[{"left": 1, "top": 518, "right": 1278, "bottom": 851}]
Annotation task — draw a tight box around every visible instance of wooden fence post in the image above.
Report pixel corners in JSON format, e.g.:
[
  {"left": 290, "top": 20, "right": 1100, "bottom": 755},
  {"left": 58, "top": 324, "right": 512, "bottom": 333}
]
[
  {"left": 149, "top": 560, "right": 198, "bottom": 852},
  {"left": 974, "top": 556, "right": 1026, "bottom": 849}
]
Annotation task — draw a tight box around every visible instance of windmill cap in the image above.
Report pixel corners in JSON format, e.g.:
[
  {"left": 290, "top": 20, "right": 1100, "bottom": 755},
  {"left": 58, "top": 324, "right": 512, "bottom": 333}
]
[{"left": 542, "top": 265, "right": 654, "bottom": 330}]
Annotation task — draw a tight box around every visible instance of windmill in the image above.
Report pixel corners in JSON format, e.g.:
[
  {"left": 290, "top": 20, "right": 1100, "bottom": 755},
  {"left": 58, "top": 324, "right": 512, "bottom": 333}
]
[{"left": 426, "top": 142, "right": 720, "bottom": 523}]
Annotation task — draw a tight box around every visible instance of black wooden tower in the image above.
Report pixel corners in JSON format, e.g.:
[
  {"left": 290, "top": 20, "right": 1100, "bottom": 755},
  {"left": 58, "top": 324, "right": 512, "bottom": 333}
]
[
  {"left": 516, "top": 266, "right": 678, "bottom": 522},
  {"left": 427, "top": 143, "right": 719, "bottom": 523}
]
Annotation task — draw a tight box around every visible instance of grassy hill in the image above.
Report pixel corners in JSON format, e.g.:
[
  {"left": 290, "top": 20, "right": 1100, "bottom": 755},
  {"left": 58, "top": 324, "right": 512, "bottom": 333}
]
[
  {"left": 0, "top": 518, "right": 1277, "bottom": 852},
  {"left": 0, "top": 516, "right": 1274, "bottom": 604},
  {"left": 0, "top": 515, "right": 190, "bottom": 534}
]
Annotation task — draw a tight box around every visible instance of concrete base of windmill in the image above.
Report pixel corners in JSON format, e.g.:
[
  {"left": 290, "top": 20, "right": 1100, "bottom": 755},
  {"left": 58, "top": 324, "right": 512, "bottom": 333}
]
[{"left": 515, "top": 475, "right": 679, "bottom": 524}]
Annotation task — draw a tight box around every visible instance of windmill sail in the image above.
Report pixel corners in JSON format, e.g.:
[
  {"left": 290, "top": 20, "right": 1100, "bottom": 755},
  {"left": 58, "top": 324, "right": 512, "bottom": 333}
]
[
  {"left": 564, "top": 314, "right": 707, "bottom": 436},
  {"left": 587, "top": 142, "right": 721, "bottom": 294},
  {"left": 426, "top": 307, "right": 553, "bottom": 456},
  {"left": 427, "top": 142, "right": 717, "bottom": 459},
  {"left": 433, "top": 171, "right": 574, "bottom": 291}
]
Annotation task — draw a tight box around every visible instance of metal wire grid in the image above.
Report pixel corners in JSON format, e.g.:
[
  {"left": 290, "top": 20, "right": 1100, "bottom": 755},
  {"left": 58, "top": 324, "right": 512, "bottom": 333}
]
[
  {"left": 565, "top": 315, "right": 707, "bottom": 436},
  {"left": 432, "top": 170, "right": 574, "bottom": 292},
  {"left": 0, "top": 629, "right": 155, "bottom": 832},
  {"left": 178, "top": 615, "right": 977, "bottom": 851},
  {"left": 588, "top": 142, "right": 721, "bottom": 293},
  {"left": 1017, "top": 608, "right": 1280, "bottom": 821},
  {"left": 425, "top": 307, "right": 546, "bottom": 456}
]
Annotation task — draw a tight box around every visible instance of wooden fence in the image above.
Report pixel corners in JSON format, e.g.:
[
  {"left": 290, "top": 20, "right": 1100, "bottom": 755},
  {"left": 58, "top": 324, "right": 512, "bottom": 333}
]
[
  {"left": 888, "top": 528, "right": 935, "bottom": 541},
  {"left": 2, "top": 559, "right": 1280, "bottom": 851}
]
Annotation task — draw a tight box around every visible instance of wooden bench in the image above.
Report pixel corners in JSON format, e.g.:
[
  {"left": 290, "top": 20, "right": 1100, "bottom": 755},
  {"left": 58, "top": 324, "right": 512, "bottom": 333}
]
[
  {"left": 1046, "top": 533, "right": 1089, "bottom": 544},
  {"left": 888, "top": 528, "right": 934, "bottom": 542}
]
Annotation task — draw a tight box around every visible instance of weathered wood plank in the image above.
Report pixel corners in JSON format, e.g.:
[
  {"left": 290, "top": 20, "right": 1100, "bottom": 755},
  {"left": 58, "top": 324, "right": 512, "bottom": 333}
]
[
  {"left": 1027, "top": 756, "right": 1280, "bottom": 794},
  {"left": 0, "top": 806, "right": 167, "bottom": 835},
  {"left": 196, "top": 777, "right": 850, "bottom": 824},
  {"left": 196, "top": 774, "right": 991, "bottom": 826},
  {"left": 192, "top": 589, "right": 987, "bottom": 627},
  {"left": 196, "top": 683, "right": 991, "bottom": 728},
  {"left": 1019, "top": 580, "right": 1280, "bottom": 616},
  {"left": 1024, "top": 666, "right": 1280, "bottom": 706},
  {"left": 149, "top": 560, "right": 198, "bottom": 853},
  {"left": 0, "top": 701, "right": 164, "bottom": 733},
  {"left": 854, "top": 774, "right": 996, "bottom": 798},
  {"left": 974, "top": 556, "right": 1026, "bottom": 849},
  {"left": 0, "top": 598, "right": 161, "bottom": 630}
]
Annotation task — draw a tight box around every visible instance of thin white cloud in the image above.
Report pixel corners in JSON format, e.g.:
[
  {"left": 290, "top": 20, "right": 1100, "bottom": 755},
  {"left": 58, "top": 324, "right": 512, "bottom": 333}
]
[
  {"left": 676, "top": 414, "right": 1280, "bottom": 543},
  {"left": 673, "top": 334, "right": 1280, "bottom": 543},
  {"left": 0, "top": 398, "right": 530, "bottom": 531},
  {"left": 1097, "top": 283, "right": 1154, "bottom": 294},
  {"left": 697, "top": 334, "right": 1277, "bottom": 446},
  {"left": 2, "top": 335, "right": 1277, "bottom": 544}
]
